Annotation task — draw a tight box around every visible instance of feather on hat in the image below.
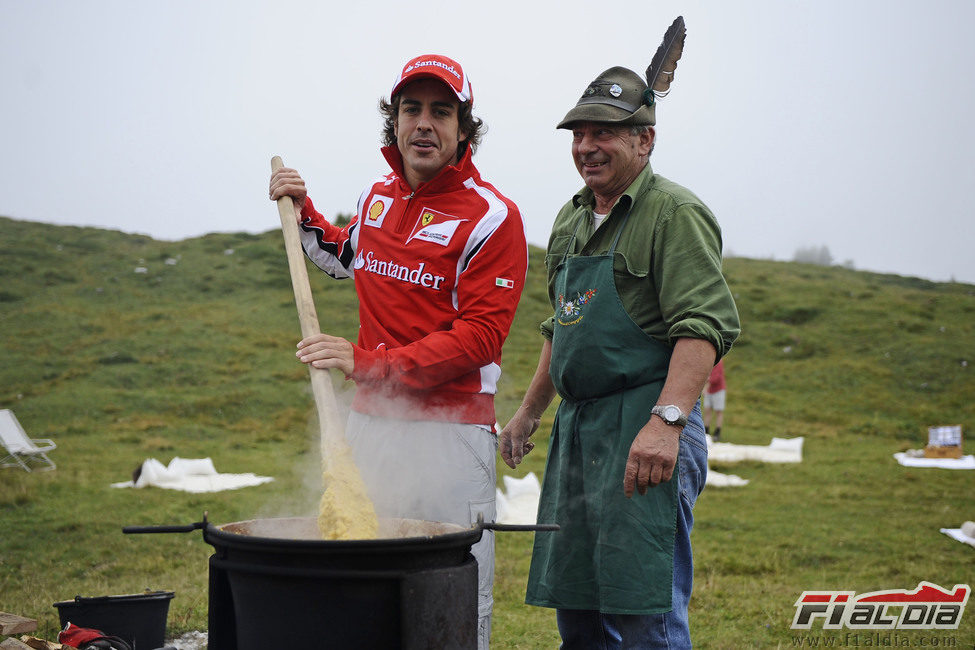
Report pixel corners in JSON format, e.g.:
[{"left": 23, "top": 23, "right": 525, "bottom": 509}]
[{"left": 557, "top": 16, "right": 686, "bottom": 129}]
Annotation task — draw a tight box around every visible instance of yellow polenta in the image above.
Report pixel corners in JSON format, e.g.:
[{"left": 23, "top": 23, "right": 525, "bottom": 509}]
[{"left": 317, "top": 440, "right": 378, "bottom": 540}]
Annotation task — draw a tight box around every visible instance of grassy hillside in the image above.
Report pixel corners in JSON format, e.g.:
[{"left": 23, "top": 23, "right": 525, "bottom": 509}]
[{"left": 1, "top": 216, "right": 972, "bottom": 648}]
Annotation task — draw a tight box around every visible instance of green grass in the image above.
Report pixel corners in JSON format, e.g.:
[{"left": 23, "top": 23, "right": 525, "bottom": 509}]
[{"left": 1, "top": 216, "right": 973, "bottom": 648}]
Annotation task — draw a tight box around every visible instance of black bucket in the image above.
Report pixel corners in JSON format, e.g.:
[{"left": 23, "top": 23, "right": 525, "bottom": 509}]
[{"left": 53, "top": 590, "right": 174, "bottom": 650}]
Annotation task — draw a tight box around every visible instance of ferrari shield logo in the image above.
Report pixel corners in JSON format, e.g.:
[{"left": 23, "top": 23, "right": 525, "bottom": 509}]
[{"left": 408, "top": 207, "right": 466, "bottom": 246}]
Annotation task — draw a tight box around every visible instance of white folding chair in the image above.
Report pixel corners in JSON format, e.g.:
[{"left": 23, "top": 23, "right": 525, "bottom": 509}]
[{"left": 0, "top": 409, "right": 57, "bottom": 472}]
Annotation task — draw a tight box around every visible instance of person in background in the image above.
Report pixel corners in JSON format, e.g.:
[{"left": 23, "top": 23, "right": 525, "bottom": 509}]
[
  {"left": 499, "top": 17, "right": 740, "bottom": 648},
  {"left": 269, "top": 54, "right": 528, "bottom": 649},
  {"left": 703, "top": 358, "right": 727, "bottom": 440}
]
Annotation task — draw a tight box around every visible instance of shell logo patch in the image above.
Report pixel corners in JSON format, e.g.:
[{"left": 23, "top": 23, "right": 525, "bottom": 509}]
[
  {"left": 365, "top": 194, "right": 394, "bottom": 228},
  {"left": 557, "top": 289, "right": 598, "bottom": 326}
]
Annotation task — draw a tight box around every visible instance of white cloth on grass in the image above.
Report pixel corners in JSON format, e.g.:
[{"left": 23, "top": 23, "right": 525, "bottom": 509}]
[
  {"left": 708, "top": 436, "right": 804, "bottom": 464},
  {"left": 893, "top": 452, "right": 975, "bottom": 470},
  {"left": 111, "top": 457, "right": 273, "bottom": 493},
  {"left": 496, "top": 472, "right": 541, "bottom": 524},
  {"left": 703, "top": 437, "right": 803, "bottom": 488},
  {"left": 939, "top": 521, "right": 975, "bottom": 548},
  {"left": 706, "top": 470, "right": 750, "bottom": 487}
]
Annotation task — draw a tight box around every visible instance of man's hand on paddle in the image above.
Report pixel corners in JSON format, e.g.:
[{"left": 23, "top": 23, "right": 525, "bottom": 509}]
[
  {"left": 297, "top": 333, "right": 355, "bottom": 376},
  {"left": 269, "top": 167, "right": 308, "bottom": 218}
]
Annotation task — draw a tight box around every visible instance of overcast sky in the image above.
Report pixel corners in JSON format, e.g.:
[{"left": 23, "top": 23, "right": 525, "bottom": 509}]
[{"left": 3, "top": 0, "right": 974, "bottom": 283}]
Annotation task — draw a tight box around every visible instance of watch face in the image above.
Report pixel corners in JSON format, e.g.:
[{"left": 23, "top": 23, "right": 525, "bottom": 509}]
[{"left": 663, "top": 405, "right": 681, "bottom": 422}]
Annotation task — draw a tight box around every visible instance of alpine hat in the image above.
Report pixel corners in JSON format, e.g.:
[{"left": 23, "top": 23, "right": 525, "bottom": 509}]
[{"left": 557, "top": 66, "right": 655, "bottom": 129}]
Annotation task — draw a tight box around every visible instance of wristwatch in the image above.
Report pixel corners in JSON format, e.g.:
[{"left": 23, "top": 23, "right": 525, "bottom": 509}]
[{"left": 651, "top": 404, "right": 687, "bottom": 427}]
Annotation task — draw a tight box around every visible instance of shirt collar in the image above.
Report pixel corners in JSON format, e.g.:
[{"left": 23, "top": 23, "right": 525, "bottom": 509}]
[
  {"left": 380, "top": 145, "right": 475, "bottom": 195},
  {"left": 571, "top": 162, "right": 655, "bottom": 213}
]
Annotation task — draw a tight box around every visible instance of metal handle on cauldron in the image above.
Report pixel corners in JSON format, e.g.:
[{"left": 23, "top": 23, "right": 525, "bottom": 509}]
[
  {"left": 475, "top": 514, "right": 559, "bottom": 533},
  {"left": 122, "top": 521, "right": 206, "bottom": 534},
  {"left": 123, "top": 513, "right": 209, "bottom": 535},
  {"left": 481, "top": 522, "right": 560, "bottom": 532}
]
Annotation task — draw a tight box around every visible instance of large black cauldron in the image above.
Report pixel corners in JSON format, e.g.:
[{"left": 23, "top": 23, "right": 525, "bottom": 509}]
[
  {"left": 125, "top": 515, "right": 553, "bottom": 649},
  {"left": 206, "top": 516, "right": 479, "bottom": 649}
]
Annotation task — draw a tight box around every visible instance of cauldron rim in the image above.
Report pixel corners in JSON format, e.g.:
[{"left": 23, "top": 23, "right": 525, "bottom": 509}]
[{"left": 202, "top": 516, "right": 483, "bottom": 553}]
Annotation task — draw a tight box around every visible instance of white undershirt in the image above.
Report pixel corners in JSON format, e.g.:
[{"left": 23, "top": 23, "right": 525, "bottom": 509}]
[{"left": 593, "top": 212, "right": 608, "bottom": 230}]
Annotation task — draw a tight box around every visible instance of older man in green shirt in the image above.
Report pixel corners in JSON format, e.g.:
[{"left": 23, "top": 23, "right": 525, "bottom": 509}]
[{"left": 500, "top": 63, "right": 739, "bottom": 648}]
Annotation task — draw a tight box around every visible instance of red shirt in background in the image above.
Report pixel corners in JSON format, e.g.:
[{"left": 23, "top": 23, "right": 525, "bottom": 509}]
[{"left": 706, "top": 359, "right": 726, "bottom": 394}]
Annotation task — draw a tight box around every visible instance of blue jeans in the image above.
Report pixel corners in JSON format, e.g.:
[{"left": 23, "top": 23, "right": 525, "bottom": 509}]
[{"left": 556, "top": 405, "right": 709, "bottom": 649}]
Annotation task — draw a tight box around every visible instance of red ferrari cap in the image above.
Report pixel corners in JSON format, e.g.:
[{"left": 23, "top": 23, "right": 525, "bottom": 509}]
[{"left": 390, "top": 54, "right": 473, "bottom": 105}]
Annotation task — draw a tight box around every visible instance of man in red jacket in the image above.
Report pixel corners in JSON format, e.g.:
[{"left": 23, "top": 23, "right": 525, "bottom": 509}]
[{"left": 270, "top": 54, "right": 527, "bottom": 649}]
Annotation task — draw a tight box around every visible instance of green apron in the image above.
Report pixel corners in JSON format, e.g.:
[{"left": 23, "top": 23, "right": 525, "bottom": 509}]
[{"left": 526, "top": 212, "right": 678, "bottom": 615}]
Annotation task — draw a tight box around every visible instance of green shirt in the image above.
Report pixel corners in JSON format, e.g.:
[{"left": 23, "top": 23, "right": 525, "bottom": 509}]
[{"left": 541, "top": 163, "right": 740, "bottom": 358}]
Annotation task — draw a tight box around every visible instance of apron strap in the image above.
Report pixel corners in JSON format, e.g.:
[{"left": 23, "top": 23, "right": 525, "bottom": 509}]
[
  {"left": 558, "top": 217, "right": 586, "bottom": 267},
  {"left": 560, "top": 201, "right": 636, "bottom": 267},
  {"left": 608, "top": 208, "right": 632, "bottom": 254}
]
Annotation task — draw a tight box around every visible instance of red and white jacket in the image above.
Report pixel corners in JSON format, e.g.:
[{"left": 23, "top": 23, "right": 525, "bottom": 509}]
[{"left": 298, "top": 146, "right": 528, "bottom": 426}]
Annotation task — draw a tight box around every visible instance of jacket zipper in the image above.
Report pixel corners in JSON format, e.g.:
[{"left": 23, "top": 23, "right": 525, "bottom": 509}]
[{"left": 396, "top": 189, "right": 418, "bottom": 236}]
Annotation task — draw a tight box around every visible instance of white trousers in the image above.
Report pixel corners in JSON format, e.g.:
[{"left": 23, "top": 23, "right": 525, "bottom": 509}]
[{"left": 346, "top": 412, "right": 497, "bottom": 649}]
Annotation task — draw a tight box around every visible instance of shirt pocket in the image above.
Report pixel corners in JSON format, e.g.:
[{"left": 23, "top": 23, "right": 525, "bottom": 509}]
[{"left": 612, "top": 248, "right": 649, "bottom": 279}]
